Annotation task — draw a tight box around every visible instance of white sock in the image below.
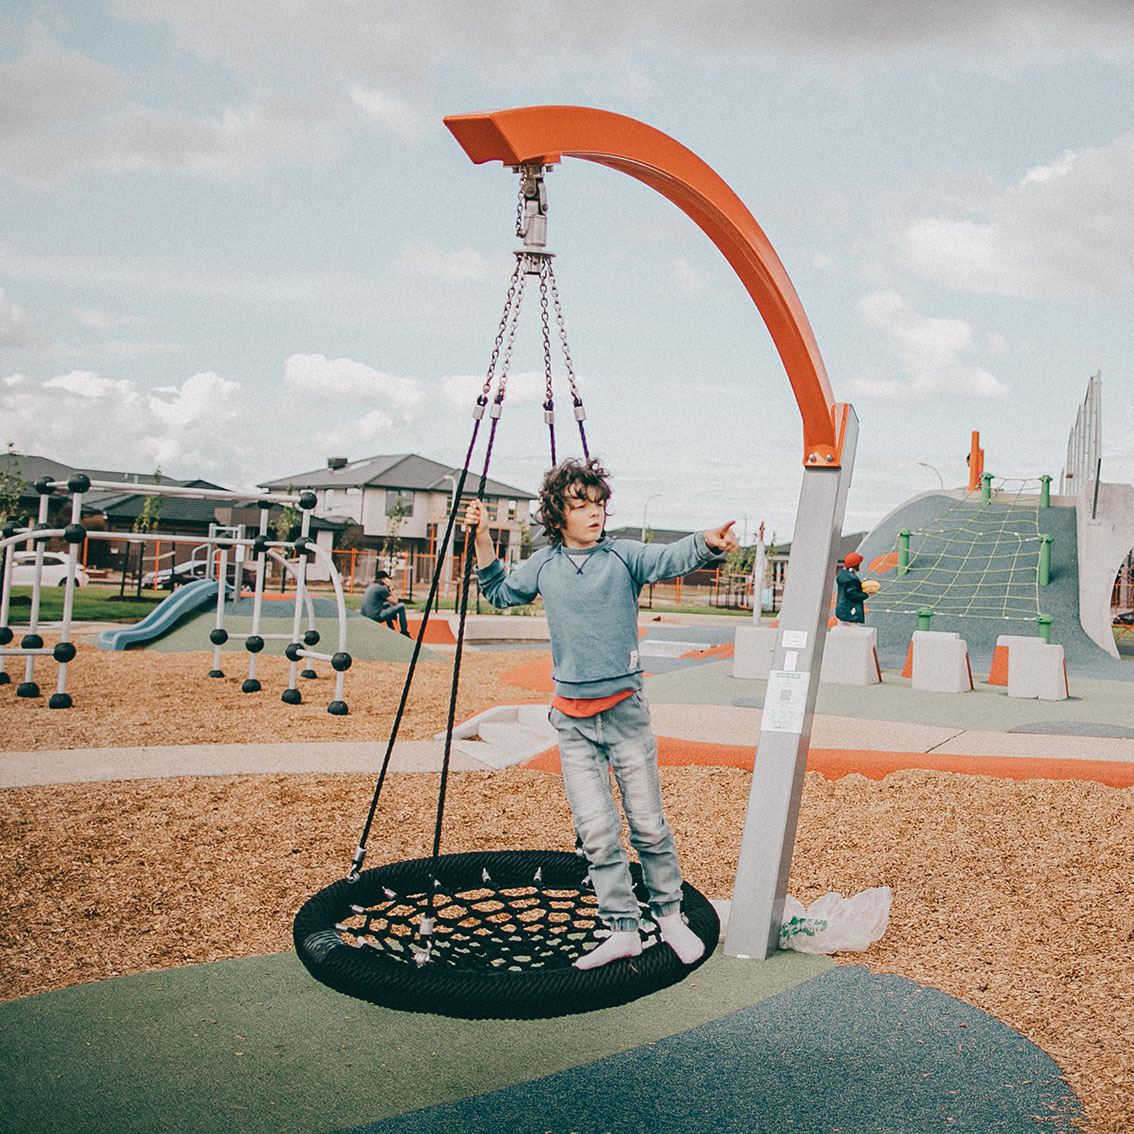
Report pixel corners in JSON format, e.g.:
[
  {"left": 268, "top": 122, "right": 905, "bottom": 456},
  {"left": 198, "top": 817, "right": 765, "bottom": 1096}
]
[
  {"left": 656, "top": 912, "right": 705, "bottom": 964},
  {"left": 573, "top": 930, "right": 642, "bottom": 970}
]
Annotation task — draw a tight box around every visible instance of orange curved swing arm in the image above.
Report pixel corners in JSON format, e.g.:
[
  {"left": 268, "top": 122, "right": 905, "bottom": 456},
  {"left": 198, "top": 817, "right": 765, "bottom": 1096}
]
[{"left": 444, "top": 105, "right": 846, "bottom": 467}]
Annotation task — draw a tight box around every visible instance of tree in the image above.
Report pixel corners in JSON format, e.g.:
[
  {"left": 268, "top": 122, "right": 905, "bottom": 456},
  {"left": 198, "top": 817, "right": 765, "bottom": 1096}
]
[
  {"left": 271, "top": 497, "right": 300, "bottom": 543},
  {"left": 132, "top": 468, "right": 163, "bottom": 534},
  {"left": 382, "top": 496, "right": 407, "bottom": 566},
  {"left": 0, "top": 443, "right": 27, "bottom": 526},
  {"left": 725, "top": 543, "right": 755, "bottom": 575},
  {"left": 335, "top": 521, "right": 367, "bottom": 551}
]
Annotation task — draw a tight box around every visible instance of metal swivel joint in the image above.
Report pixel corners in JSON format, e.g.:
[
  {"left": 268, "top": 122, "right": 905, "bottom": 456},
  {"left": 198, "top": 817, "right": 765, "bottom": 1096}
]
[{"left": 516, "top": 163, "right": 552, "bottom": 273}]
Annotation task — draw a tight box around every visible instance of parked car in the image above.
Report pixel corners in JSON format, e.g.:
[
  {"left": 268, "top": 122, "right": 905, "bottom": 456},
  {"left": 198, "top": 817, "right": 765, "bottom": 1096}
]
[
  {"left": 8, "top": 551, "right": 90, "bottom": 587},
  {"left": 141, "top": 559, "right": 256, "bottom": 590}
]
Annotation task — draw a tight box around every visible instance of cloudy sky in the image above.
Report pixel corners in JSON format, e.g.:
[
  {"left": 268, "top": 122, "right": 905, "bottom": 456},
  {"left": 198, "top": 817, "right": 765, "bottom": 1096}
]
[{"left": 2, "top": 1, "right": 1132, "bottom": 542}]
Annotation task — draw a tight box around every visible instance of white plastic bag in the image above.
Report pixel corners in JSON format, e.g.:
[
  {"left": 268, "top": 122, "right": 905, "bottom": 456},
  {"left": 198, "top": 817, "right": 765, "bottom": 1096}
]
[{"left": 779, "top": 887, "right": 892, "bottom": 954}]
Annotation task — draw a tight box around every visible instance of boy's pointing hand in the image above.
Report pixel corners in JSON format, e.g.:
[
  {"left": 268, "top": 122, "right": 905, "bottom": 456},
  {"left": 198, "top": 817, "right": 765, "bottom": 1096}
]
[{"left": 704, "top": 521, "right": 739, "bottom": 554}]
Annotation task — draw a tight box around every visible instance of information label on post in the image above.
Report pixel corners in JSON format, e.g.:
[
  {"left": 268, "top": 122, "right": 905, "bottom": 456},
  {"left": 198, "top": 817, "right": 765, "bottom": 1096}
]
[{"left": 762, "top": 669, "right": 811, "bottom": 733}]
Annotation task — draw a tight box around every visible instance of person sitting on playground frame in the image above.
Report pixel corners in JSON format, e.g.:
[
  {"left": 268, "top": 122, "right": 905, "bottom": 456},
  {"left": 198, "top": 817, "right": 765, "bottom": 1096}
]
[
  {"left": 835, "top": 551, "right": 871, "bottom": 624},
  {"left": 466, "top": 456, "right": 739, "bottom": 971},
  {"left": 360, "top": 570, "right": 410, "bottom": 636}
]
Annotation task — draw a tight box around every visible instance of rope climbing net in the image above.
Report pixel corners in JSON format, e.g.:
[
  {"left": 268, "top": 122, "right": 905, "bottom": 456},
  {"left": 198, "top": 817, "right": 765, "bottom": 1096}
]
[{"left": 867, "top": 478, "right": 1049, "bottom": 623}]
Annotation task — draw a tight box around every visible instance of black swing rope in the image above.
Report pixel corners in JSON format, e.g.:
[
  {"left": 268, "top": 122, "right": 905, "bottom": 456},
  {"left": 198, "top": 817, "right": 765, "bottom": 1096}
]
[
  {"left": 346, "top": 254, "right": 528, "bottom": 884},
  {"left": 293, "top": 170, "right": 718, "bottom": 1019}
]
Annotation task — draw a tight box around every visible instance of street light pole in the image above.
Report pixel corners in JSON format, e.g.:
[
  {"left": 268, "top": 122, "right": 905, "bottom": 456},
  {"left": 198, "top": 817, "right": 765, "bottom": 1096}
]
[
  {"left": 641, "top": 494, "right": 662, "bottom": 541},
  {"left": 918, "top": 462, "right": 944, "bottom": 489}
]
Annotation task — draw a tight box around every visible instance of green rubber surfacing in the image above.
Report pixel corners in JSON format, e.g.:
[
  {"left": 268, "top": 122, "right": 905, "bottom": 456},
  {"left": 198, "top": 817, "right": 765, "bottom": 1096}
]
[{"left": 0, "top": 949, "right": 831, "bottom": 1134}]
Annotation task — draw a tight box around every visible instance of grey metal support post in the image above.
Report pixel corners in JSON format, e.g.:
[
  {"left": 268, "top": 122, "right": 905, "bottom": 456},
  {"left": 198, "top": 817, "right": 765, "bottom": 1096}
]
[{"left": 724, "top": 407, "right": 859, "bottom": 960}]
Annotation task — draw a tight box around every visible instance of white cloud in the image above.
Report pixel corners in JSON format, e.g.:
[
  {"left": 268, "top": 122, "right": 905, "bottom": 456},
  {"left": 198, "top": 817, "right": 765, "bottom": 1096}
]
[
  {"left": 0, "top": 41, "right": 123, "bottom": 132},
  {"left": 669, "top": 257, "right": 710, "bottom": 295},
  {"left": 283, "top": 354, "right": 424, "bottom": 411},
  {"left": 0, "top": 289, "right": 50, "bottom": 349},
  {"left": 350, "top": 87, "right": 432, "bottom": 142},
  {"left": 44, "top": 371, "right": 137, "bottom": 400},
  {"left": 898, "top": 130, "right": 1134, "bottom": 300},
  {"left": 441, "top": 370, "right": 546, "bottom": 410},
  {"left": 844, "top": 290, "right": 1010, "bottom": 402},
  {"left": 313, "top": 410, "right": 396, "bottom": 454},
  {"left": 114, "top": 0, "right": 1134, "bottom": 75},
  {"left": 2, "top": 368, "right": 255, "bottom": 480},
  {"left": 10, "top": 5, "right": 1131, "bottom": 190},
  {"left": 664, "top": 1, "right": 1134, "bottom": 62},
  {"left": 393, "top": 242, "right": 510, "bottom": 284},
  {"left": 0, "top": 38, "right": 340, "bottom": 186},
  {"left": 1021, "top": 150, "right": 1077, "bottom": 184}
]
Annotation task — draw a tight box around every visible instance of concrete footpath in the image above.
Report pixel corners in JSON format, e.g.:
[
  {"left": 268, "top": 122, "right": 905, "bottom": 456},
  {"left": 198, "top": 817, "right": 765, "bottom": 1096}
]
[{"left": 4, "top": 676, "right": 1131, "bottom": 788}]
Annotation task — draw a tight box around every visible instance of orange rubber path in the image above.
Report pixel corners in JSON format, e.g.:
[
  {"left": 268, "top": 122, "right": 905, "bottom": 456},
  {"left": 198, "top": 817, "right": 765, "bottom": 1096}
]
[{"left": 520, "top": 739, "right": 1134, "bottom": 787}]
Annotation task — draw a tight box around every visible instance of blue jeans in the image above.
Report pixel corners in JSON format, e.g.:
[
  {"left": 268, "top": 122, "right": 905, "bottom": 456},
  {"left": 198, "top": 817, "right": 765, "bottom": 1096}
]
[
  {"left": 377, "top": 602, "right": 408, "bottom": 634},
  {"left": 549, "top": 692, "right": 684, "bottom": 932}
]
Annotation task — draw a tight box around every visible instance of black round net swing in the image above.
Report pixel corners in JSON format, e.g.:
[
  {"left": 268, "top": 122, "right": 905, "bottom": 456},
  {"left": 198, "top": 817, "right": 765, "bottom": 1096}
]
[
  {"left": 293, "top": 166, "right": 719, "bottom": 1020},
  {"left": 294, "top": 850, "right": 719, "bottom": 1019}
]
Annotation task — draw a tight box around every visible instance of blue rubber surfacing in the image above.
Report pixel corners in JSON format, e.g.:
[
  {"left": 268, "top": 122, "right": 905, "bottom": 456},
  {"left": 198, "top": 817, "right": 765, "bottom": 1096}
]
[{"left": 344, "top": 966, "right": 1081, "bottom": 1134}]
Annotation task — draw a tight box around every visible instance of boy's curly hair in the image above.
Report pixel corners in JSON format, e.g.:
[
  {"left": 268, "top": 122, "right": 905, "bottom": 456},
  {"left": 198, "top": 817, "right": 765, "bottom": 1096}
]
[{"left": 537, "top": 457, "right": 611, "bottom": 546}]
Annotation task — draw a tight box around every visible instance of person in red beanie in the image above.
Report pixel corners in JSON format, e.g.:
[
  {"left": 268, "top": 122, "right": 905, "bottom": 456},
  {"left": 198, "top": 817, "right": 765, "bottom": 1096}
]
[{"left": 835, "top": 551, "right": 870, "bottom": 624}]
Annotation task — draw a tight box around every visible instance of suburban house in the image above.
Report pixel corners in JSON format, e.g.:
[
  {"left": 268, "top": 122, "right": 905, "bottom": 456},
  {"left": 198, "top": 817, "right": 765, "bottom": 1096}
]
[
  {"left": 1, "top": 452, "right": 343, "bottom": 579},
  {"left": 258, "top": 453, "right": 537, "bottom": 578}
]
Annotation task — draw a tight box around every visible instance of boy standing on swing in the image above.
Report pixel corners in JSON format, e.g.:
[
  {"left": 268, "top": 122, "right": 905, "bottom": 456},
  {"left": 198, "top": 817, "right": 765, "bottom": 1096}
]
[{"left": 466, "top": 457, "right": 738, "bottom": 970}]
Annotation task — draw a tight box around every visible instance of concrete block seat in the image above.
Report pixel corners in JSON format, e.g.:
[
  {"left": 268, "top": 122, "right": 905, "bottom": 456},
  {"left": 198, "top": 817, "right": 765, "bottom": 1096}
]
[
  {"left": 908, "top": 630, "right": 974, "bottom": 693},
  {"left": 1007, "top": 641, "right": 1070, "bottom": 701},
  {"left": 732, "top": 625, "right": 777, "bottom": 680},
  {"left": 988, "top": 634, "right": 1046, "bottom": 686},
  {"left": 820, "top": 625, "right": 882, "bottom": 686}
]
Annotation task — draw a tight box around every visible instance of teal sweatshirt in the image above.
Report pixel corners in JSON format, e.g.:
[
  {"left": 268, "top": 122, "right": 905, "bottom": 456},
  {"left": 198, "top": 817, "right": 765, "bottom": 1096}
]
[{"left": 477, "top": 533, "right": 720, "bottom": 698}]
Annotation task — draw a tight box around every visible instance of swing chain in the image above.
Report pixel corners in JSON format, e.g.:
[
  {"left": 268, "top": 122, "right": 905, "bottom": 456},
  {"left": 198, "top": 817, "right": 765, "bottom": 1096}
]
[
  {"left": 478, "top": 257, "right": 525, "bottom": 411},
  {"left": 546, "top": 262, "right": 584, "bottom": 413},
  {"left": 540, "top": 265, "right": 555, "bottom": 423},
  {"left": 492, "top": 267, "right": 529, "bottom": 410}
]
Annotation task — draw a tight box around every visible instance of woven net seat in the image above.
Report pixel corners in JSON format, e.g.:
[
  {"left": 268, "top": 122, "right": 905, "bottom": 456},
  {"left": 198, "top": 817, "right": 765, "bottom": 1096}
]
[{"left": 294, "top": 849, "right": 719, "bottom": 1019}]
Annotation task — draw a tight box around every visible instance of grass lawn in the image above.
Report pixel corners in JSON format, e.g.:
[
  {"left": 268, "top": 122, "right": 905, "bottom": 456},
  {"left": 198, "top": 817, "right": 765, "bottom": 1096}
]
[
  {"left": 1115, "top": 626, "right": 1134, "bottom": 658},
  {"left": 4, "top": 585, "right": 165, "bottom": 625},
  {"left": 4, "top": 584, "right": 764, "bottom": 626}
]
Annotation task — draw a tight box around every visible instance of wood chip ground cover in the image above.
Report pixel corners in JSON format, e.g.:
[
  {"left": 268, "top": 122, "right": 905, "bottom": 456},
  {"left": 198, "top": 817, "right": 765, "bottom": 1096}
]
[{"left": 1, "top": 647, "right": 1131, "bottom": 1130}]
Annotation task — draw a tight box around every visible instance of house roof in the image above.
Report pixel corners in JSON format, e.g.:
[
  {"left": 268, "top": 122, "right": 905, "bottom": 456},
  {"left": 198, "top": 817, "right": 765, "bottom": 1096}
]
[
  {"left": 605, "top": 525, "right": 693, "bottom": 545},
  {"left": 775, "top": 532, "right": 868, "bottom": 561},
  {"left": 2, "top": 452, "right": 191, "bottom": 495},
  {"left": 2, "top": 453, "right": 341, "bottom": 531},
  {"left": 91, "top": 492, "right": 342, "bottom": 532},
  {"left": 259, "top": 453, "right": 536, "bottom": 501}
]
